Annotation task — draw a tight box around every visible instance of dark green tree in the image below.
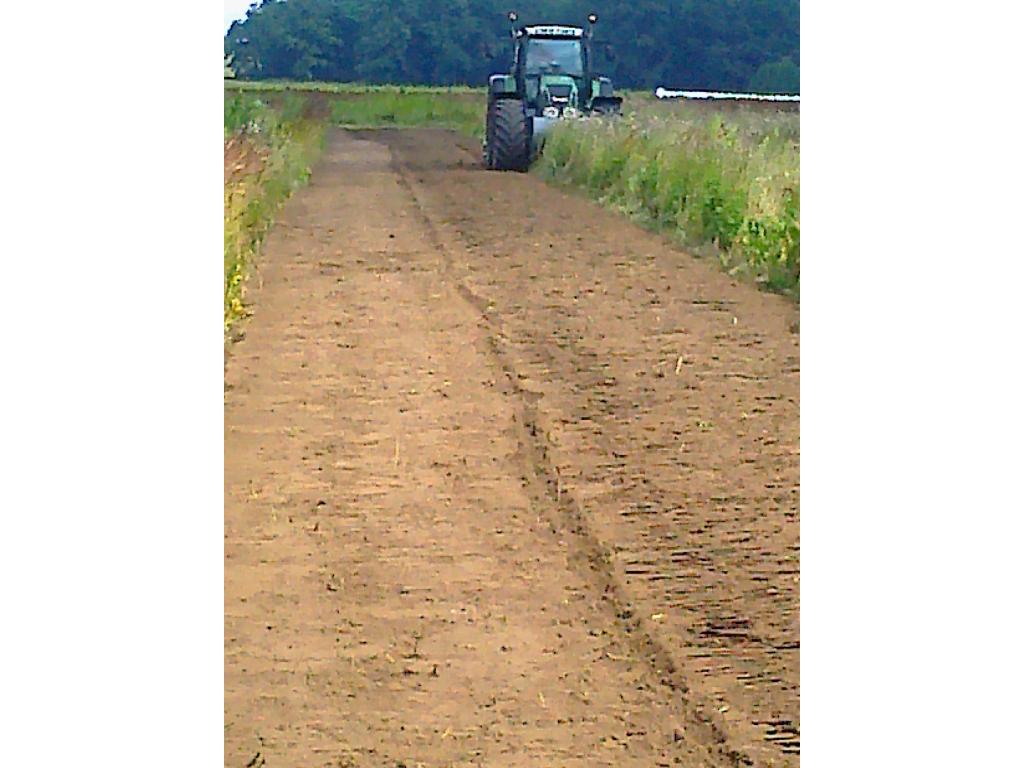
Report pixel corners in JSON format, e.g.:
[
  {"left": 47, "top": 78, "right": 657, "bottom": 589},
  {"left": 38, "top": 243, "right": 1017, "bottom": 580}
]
[
  {"left": 224, "top": 0, "right": 800, "bottom": 92},
  {"left": 749, "top": 56, "right": 800, "bottom": 94}
]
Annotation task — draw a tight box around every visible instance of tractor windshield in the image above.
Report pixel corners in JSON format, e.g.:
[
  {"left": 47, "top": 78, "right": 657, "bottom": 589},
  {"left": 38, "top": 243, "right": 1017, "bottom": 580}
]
[{"left": 524, "top": 38, "right": 583, "bottom": 77}]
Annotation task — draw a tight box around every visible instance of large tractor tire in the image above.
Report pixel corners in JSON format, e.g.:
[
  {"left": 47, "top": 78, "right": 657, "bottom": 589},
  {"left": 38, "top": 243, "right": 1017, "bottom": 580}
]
[{"left": 486, "top": 98, "right": 532, "bottom": 172}]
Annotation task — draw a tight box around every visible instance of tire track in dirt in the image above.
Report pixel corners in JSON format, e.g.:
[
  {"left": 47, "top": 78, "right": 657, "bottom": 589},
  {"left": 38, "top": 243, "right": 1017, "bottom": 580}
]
[
  {"left": 224, "top": 130, "right": 747, "bottom": 768},
  {"left": 384, "top": 135, "right": 753, "bottom": 764},
  {"left": 375, "top": 128, "right": 800, "bottom": 767},
  {"left": 385, "top": 139, "right": 754, "bottom": 767}
]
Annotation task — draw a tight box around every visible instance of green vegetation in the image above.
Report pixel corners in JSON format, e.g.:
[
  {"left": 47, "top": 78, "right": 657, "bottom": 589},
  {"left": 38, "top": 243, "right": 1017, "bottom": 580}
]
[
  {"left": 225, "top": 81, "right": 482, "bottom": 95},
  {"left": 749, "top": 57, "right": 800, "bottom": 95},
  {"left": 228, "top": 81, "right": 487, "bottom": 139},
  {"left": 226, "top": 0, "right": 799, "bottom": 94},
  {"left": 329, "top": 91, "right": 485, "bottom": 139},
  {"left": 224, "top": 93, "right": 325, "bottom": 333},
  {"left": 537, "top": 106, "right": 799, "bottom": 295}
]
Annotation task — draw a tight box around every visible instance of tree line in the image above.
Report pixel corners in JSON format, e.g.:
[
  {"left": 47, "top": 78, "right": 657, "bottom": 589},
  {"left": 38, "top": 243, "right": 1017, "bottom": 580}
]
[{"left": 225, "top": 0, "right": 799, "bottom": 94}]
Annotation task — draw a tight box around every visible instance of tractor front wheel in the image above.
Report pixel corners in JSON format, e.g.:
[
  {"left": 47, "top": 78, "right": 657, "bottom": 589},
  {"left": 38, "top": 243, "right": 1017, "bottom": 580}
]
[{"left": 486, "top": 99, "right": 531, "bottom": 172}]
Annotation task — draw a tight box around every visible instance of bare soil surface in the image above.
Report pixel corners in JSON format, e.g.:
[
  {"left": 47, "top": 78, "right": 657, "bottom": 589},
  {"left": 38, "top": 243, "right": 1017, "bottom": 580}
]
[{"left": 225, "top": 129, "right": 799, "bottom": 768}]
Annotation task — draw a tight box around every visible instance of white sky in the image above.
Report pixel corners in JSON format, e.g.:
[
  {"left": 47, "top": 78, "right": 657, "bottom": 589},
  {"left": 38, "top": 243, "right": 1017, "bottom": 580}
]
[{"left": 224, "top": 0, "right": 253, "bottom": 33}]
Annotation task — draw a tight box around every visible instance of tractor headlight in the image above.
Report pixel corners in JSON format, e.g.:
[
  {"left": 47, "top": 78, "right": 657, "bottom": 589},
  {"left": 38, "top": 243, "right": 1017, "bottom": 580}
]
[
  {"left": 542, "top": 106, "right": 560, "bottom": 119},
  {"left": 563, "top": 106, "right": 579, "bottom": 119}
]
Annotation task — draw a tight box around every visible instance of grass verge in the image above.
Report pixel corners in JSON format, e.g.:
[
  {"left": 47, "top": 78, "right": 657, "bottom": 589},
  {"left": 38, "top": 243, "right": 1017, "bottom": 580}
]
[
  {"left": 227, "top": 81, "right": 485, "bottom": 140},
  {"left": 224, "top": 92, "right": 325, "bottom": 335},
  {"left": 328, "top": 90, "right": 485, "bottom": 139},
  {"left": 225, "top": 80, "right": 483, "bottom": 95},
  {"left": 536, "top": 106, "right": 799, "bottom": 296}
]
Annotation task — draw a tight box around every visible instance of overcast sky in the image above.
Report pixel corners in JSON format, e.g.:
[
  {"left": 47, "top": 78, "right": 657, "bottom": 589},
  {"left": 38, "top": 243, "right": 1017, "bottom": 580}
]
[{"left": 224, "top": 0, "right": 253, "bottom": 33}]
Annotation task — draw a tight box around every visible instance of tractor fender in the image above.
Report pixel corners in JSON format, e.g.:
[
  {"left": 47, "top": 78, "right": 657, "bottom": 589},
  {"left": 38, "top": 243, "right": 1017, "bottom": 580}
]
[{"left": 488, "top": 74, "right": 518, "bottom": 98}]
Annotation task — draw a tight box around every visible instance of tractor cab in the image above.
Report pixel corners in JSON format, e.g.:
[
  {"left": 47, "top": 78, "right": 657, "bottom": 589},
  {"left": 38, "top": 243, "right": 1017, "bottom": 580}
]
[{"left": 515, "top": 26, "right": 588, "bottom": 117}]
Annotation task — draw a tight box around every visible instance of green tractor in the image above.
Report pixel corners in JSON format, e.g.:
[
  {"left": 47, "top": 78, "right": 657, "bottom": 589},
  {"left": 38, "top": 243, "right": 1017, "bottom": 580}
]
[{"left": 484, "top": 11, "right": 623, "bottom": 171}]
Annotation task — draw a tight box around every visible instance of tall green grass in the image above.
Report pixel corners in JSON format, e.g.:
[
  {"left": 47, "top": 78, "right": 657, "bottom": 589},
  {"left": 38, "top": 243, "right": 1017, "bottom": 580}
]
[
  {"left": 224, "top": 93, "right": 325, "bottom": 334},
  {"left": 537, "top": 107, "right": 800, "bottom": 296}
]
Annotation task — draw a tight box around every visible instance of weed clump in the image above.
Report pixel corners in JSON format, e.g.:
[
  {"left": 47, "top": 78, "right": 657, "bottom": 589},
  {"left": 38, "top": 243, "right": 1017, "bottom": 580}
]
[{"left": 224, "top": 93, "right": 325, "bottom": 333}]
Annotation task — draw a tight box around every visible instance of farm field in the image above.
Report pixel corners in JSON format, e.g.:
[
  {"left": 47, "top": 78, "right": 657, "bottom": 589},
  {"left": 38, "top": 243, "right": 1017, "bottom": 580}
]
[
  {"left": 225, "top": 85, "right": 799, "bottom": 298},
  {"left": 225, "top": 91, "right": 799, "bottom": 767}
]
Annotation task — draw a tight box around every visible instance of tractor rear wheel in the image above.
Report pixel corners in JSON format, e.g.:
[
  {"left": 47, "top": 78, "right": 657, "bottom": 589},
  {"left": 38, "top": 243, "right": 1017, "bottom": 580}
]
[{"left": 486, "top": 99, "right": 531, "bottom": 172}]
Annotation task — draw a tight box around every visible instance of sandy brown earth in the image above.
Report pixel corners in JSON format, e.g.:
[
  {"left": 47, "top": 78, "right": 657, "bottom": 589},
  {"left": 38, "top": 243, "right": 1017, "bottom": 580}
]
[{"left": 225, "top": 128, "right": 799, "bottom": 768}]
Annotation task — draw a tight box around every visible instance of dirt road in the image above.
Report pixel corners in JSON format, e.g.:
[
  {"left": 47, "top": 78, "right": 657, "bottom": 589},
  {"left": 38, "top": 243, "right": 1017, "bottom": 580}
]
[{"left": 225, "top": 129, "right": 799, "bottom": 767}]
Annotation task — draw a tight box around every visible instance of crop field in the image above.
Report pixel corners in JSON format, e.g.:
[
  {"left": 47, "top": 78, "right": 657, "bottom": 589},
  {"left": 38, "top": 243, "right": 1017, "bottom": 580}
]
[{"left": 225, "top": 83, "right": 800, "bottom": 768}]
